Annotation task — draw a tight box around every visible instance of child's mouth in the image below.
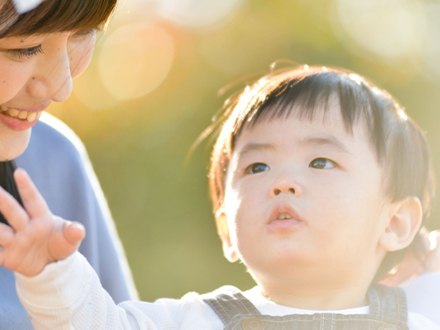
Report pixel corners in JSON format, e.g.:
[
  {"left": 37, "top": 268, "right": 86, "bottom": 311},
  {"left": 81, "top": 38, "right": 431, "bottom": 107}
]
[
  {"left": 277, "top": 213, "right": 292, "bottom": 220},
  {"left": 267, "top": 204, "right": 304, "bottom": 231}
]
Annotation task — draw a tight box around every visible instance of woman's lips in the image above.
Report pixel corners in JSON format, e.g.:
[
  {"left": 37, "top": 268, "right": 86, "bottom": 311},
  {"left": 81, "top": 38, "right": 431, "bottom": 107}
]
[
  {"left": 0, "top": 105, "right": 44, "bottom": 122},
  {"left": 0, "top": 105, "right": 44, "bottom": 131},
  {"left": 267, "top": 203, "right": 304, "bottom": 231}
]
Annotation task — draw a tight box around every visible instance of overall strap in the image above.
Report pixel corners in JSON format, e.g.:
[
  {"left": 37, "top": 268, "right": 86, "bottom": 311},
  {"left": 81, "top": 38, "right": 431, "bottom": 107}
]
[
  {"left": 203, "top": 285, "right": 410, "bottom": 330},
  {"left": 201, "top": 285, "right": 261, "bottom": 325},
  {"left": 368, "top": 284, "right": 408, "bottom": 324}
]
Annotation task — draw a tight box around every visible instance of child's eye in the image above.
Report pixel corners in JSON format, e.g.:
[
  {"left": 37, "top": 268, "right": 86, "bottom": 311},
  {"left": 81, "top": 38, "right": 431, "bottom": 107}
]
[
  {"left": 309, "top": 158, "right": 336, "bottom": 169},
  {"left": 8, "top": 45, "right": 43, "bottom": 59},
  {"left": 245, "top": 163, "right": 270, "bottom": 174}
]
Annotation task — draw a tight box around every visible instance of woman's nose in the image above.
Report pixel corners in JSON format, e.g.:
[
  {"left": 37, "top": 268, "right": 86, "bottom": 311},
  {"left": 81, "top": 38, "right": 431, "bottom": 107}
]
[
  {"left": 26, "top": 50, "right": 73, "bottom": 102},
  {"left": 269, "top": 176, "right": 302, "bottom": 198}
]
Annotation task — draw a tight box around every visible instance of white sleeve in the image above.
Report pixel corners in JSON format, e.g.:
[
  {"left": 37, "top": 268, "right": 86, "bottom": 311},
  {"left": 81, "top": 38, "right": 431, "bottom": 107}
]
[
  {"left": 401, "top": 272, "right": 440, "bottom": 326},
  {"left": 14, "top": 253, "right": 222, "bottom": 330},
  {"left": 15, "top": 253, "right": 134, "bottom": 330},
  {"left": 408, "top": 312, "right": 440, "bottom": 330}
]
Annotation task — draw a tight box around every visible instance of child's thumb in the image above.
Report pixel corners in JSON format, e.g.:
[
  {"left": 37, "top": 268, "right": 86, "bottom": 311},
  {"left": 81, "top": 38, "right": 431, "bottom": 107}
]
[{"left": 63, "top": 220, "right": 86, "bottom": 246}]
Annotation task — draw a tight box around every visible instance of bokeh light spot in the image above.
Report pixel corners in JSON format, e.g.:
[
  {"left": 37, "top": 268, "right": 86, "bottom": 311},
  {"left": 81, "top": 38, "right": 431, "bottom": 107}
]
[
  {"left": 332, "top": 0, "right": 426, "bottom": 59},
  {"left": 99, "top": 23, "right": 174, "bottom": 100},
  {"left": 155, "top": 0, "right": 244, "bottom": 28},
  {"left": 73, "top": 61, "right": 118, "bottom": 110},
  {"left": 421, "top": 3, "right": 440, "bottom": 80}
]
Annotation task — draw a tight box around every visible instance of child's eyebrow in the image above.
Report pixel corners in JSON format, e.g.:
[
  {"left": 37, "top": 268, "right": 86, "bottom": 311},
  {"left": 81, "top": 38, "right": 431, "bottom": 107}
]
[
  {"left": 302, "top": 136, "right": 351, "bottom": 154},
  {"left": 237, "top": 143, "right": 275, "bottom": 159},
  {"left": 236, "top": 136, "right": 351, "bottom": 160}
]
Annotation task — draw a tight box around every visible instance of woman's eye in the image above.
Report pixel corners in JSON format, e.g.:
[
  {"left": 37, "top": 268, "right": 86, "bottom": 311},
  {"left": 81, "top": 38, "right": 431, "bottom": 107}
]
[
  {"left": 245, "top": 163, "right": 270, "bottom": 174},
  {"left": 71, "top": 29, "right": 96, "bottom": 39},
  {"left": 8, "top": 45, "right": 43, "bottom": 59},
  {"left": 309, "top": 158, "right": 336, "bottom": 169}
]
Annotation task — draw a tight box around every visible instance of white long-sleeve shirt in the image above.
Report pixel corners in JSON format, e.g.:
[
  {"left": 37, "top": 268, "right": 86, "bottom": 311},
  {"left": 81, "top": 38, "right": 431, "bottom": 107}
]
[{"left": 15, "top": 252, "right": 440, "bottom": 330}]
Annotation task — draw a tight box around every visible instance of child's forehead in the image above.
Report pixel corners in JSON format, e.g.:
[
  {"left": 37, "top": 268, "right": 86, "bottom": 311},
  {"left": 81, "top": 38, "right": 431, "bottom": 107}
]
[
  {"left": 234, "top": 107, "right": 371, "bottom": 154},
  {"left": 239, "top": 100, "right": 366, "bottom": 139}
]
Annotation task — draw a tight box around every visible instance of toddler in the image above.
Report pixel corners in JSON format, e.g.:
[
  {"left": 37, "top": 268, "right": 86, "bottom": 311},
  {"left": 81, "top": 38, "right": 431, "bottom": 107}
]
[{"left": 1, "top": 66, "right": 439, "bottom": 329}]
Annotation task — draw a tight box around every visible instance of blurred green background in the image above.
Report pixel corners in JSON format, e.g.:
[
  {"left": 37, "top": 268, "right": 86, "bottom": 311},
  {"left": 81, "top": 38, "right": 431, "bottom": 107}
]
[{"left": 47, "top": 0, "right": 440, "bottom": 301}]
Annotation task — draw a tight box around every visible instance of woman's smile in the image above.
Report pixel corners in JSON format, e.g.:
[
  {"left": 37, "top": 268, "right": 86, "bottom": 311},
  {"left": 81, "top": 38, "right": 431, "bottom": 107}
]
[{"left": 0, "top": 105, "right": 43, "bottom": 122}]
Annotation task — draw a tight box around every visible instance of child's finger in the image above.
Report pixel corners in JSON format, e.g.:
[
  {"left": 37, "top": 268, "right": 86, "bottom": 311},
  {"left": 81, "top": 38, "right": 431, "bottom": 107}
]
[
  {"left": 424, "top": 231, "right": 440, "bottom": 273},
  {"left": 0, "top": 185, "right": 29, "bottom": 232},
  {"left": 13, "top": 169, "right": 50, "bottom": 219},
  {"left": 428, "top": 230, "right": 440, "bottom": 250},
  {"left": 0, "top": 223, "right": 15, "bottom": 247},
  {"left": 379, "top": 251, "right": 422, "bottom": 286},
  {"left": 63, "top": 221, "right": 86, "bottom": 245},
  {"left": 48, "top": 219, "right": 85, "bottom": 261}
]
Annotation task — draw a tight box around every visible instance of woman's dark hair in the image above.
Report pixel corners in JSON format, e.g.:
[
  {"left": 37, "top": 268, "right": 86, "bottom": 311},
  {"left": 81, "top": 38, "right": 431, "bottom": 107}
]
[
  {"left": 0, "top": 0, "right": 118, "bottom": 38},
  {"left": 0, "top": 161, "right": 23, "bottom": 226},
  {"left": 207, "top": 66, "right": 434, "bottom": 281}
]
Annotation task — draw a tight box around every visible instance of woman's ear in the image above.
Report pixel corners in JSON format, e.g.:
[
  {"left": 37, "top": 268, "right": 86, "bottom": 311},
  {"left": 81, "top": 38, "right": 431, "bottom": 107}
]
[
  {"left": 379, "top": 197, "right": 423, "bottom": 252},
  {"left": 215, "top": 209, "right": 239, "bottom": 263}
]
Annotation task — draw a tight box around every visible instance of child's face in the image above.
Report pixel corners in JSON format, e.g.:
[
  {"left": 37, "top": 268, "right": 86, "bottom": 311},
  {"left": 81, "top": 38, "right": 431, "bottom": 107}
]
[{"left": 218, "top": 104, "right": 395, "bottom": 289}]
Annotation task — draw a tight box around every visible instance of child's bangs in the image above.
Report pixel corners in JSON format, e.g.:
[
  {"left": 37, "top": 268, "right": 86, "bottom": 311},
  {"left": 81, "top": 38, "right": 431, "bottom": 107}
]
[
  {"left": 229, "top": 71, "right": 377, "bottom": 151},
  {"left": 234, "top": 71, "right": 375, "bottom": 143},
  {"left": 1, "top": 0, "right": 117, "bottom": 37}
]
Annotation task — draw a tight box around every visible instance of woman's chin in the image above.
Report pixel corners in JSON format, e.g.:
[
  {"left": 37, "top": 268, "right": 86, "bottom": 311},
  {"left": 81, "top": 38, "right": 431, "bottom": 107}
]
[{"left": 0, "top": 129, "right": 32, "bottom": 161}]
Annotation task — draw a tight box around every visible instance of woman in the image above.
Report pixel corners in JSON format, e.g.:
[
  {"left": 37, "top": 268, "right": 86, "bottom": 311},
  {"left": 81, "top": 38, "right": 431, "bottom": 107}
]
[{"left": 0, "top": 0, "right": 137, "bottom": 328}]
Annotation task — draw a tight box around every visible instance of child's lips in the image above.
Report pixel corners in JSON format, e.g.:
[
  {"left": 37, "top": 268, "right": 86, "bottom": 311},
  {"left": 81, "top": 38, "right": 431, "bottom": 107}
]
[{"left": 267, "top": 203, "right": 303, "bottom": 231}]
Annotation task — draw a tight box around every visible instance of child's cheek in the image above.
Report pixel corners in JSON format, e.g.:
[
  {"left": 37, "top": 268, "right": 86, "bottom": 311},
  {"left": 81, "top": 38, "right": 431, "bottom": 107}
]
[{"left": 224, "top": 185, "right": 240, "bottom": 216}]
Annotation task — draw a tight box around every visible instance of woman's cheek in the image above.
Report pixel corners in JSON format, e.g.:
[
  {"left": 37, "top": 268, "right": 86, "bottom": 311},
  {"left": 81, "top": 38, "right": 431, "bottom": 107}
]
[
  {"left": 70, "top": 35, "right": 96, "bottom": 78},
  {"left": 0, "top": 59, "right": 31, "bottom": 105}
]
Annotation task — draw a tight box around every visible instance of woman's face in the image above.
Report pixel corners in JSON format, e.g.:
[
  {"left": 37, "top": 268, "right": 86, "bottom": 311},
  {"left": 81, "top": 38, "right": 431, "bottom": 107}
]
[{"left": 0, "top": 30, "right": 96, "bottom": 160}]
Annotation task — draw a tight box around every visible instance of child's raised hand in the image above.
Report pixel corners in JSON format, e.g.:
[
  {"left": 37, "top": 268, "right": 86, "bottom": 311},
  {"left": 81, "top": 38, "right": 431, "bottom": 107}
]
[
  {"left": 381, "top": 228, "right": 440, "bottom": 286},
  {"left": 0, "top": 169, "right": 85, "bottom": 277}
]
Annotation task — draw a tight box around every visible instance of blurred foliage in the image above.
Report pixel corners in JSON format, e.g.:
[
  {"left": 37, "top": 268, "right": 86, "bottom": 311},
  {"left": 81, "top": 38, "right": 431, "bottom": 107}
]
[{"left": 47, "top": 0, "right": 440, "bottom": 301}]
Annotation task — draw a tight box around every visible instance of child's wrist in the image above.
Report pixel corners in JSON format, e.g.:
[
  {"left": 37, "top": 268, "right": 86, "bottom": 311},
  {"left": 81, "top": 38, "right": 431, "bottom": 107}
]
[{"left": 15, "top": 252, "right": 85, "bottom": 307}]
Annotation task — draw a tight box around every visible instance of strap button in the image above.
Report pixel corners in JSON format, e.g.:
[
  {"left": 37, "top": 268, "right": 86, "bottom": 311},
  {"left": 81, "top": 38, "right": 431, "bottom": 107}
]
[
  {"left": 377, "top": 325, "right": 400, "bottom": 330},
  {"left": 241, "top": 317, "right": 266, "bottom": 330}
]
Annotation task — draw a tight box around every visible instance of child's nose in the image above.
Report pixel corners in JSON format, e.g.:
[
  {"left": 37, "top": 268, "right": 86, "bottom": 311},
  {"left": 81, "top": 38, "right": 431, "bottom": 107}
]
[
  {"left": 273, "top": 187, "right": 295, "bottom": 195},
  {"left": 269, "top": 178, "right": 302, "bottom": 198}
]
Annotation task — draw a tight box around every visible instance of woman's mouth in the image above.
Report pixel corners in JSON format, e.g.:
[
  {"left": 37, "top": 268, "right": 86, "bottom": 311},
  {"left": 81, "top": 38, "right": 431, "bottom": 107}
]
[{"left": 0, "top": 106, "right": 43, "bottom": 122}]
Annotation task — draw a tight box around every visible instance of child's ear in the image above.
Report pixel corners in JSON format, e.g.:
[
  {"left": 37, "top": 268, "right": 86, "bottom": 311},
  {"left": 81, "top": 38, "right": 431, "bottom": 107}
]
[
  {"left": 379, "top": 197, "right": 423, "bottom": 252},
  {"left": 215, "top": 209, "right": 239, "bottom": 263}
]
